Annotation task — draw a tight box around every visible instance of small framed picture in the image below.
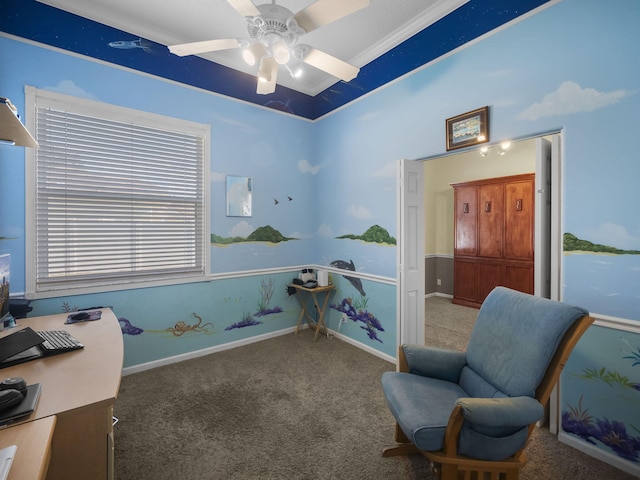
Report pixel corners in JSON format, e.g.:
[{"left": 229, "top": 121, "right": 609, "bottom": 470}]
[
  {"left": 226, "top": 175, "right": 252, "bottom": 217},
  {"left": 446, "top": 106, "right": 489, "bottom": 151}
]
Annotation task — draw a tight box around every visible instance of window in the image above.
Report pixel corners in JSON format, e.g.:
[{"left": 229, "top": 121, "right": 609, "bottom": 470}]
[{"left": 25, "top": 87, "right": 209, "bottom": 296}]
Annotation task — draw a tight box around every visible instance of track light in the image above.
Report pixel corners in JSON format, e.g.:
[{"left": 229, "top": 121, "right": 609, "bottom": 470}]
[
  {"left": 478, "top": 141, "right": 513, "bottom": 157},
  {"left": 499, "top": 141, "right": 511, "bottom": 154}
]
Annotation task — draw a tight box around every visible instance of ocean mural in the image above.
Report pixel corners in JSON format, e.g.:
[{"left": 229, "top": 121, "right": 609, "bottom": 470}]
[
  {"left": 563, "top": 233, "right": 640, "bottom": 320},
  {"left": 561, "top": 326, "right": 640, "bottom": 473},
  {"left": 331, "top": 296, "right": 385, "bottom": 343},
  {"left": 165, "top": 313, "right": 214, "bottom": 336}
]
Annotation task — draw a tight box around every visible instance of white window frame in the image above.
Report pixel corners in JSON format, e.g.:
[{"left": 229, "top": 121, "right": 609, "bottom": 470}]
[{"left": 25, "top": 86, "right": 210, "bottom": 298}]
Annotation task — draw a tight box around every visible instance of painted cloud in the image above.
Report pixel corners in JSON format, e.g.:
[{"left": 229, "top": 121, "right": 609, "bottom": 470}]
[
  {"left": 298, "top": 159, "right": 321, "bottom": 175},
  {"left": 518, "top": 81, "right": 632, "bottom": 121}
]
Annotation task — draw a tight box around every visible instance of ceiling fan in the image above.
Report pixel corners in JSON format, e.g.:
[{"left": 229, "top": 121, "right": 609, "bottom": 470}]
[{"left": 168, "top": 0, "right": 370, "bottom": 94}]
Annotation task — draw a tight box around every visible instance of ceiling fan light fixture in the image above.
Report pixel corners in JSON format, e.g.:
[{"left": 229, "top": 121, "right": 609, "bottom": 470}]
[
  {"left": 271, "top": 41, "right": 290, "bottom": 65},
  {"left": 285, "top": 61, "right": 303, "bottom": 79},
  {"left": 242, "top": 42, "right": 266, "bottom": 66}
]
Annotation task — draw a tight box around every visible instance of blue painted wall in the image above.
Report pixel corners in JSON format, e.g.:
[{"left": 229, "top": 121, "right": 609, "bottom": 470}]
[
  {"left": 312, "top": 0, "right": 640, "bottom": 472},
  {"left": 0, "top": 32, "right": 398, "bottom": 367}
]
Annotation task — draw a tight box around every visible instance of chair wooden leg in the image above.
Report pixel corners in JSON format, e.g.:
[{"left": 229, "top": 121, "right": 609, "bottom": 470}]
[
  {"left": 394, "top": 423, "right": 410, "bottom": 443},
  {"left": 382, "top": 423, "right": 420, "bottom": 457},
  {"left": 382, "top": 443, "right": 420, "bottom": 457}
]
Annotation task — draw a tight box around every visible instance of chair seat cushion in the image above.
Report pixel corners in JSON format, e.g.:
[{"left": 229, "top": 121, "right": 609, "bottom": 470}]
[{"left": 382, "top": 371, "right": 467, "bottom": 451}]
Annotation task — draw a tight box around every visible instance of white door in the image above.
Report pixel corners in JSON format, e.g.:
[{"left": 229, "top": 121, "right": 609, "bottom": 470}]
[
  {"left": 396, "top": 159, "right": 425, "bottom": 349},
  {"left": 545, "top": 133, "right": 565, "bottom": 434},
  {"left": 535, "top": 137, "right": 552, "bottom": 298},
  {"left": 549, "top": 134, "right": 563, "bottom": 302}
]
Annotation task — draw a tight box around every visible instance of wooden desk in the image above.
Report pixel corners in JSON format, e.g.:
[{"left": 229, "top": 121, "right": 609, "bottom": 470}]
[
  {"left": 291, "top": 284, "right": 335, "bottom": 341},
  {"left": 0, "top": 416, "right": 56, "bottom": 480},
  {"left": 0, "top": 309, "right": 123, "bottom": 480}
]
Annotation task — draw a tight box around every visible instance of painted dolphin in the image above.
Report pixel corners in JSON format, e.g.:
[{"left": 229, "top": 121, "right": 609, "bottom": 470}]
[{"left": 330, "top": 259, "right": 366, "bottom": 296}]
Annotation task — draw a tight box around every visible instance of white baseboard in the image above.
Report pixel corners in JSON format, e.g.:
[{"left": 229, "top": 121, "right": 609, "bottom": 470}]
[
  {"left": 425, "top": 292, "right": 453, "bottom": 299},
  {"left": 122, "top": 326, "right": 299, "bottom": 376},
  {"left": 558, "top": 431, "right": 640, "bottom": 478},
  {"left": 327, "top": 328, "right": 395, "bottom": 364},
  {"left": 122, "top": 324, "right": 395, "bottom": 376}
]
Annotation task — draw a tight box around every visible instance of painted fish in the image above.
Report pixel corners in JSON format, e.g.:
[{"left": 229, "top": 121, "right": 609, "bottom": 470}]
[{"left": 108, "top": 38, "right": 154, "bottom": 54}]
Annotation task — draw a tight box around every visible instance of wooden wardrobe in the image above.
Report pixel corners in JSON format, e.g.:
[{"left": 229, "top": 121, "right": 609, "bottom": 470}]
[{"left": 452, "top": 173, "right": 535, "bottom": 308}]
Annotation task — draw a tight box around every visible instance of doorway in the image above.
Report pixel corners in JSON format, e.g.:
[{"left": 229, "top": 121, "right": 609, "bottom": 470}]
[{"left": 398, "top": 132, "right": 563, "bottom": 346}]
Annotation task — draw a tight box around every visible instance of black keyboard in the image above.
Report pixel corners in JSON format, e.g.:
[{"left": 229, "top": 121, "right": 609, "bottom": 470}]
[{"left": 37, "top": 330, "right": 84, "bottom": 352}]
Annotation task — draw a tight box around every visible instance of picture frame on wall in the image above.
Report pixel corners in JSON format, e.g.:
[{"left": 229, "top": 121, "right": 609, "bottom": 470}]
[{"left": 446, "top": 106, "right": 489, "bottom": 151}]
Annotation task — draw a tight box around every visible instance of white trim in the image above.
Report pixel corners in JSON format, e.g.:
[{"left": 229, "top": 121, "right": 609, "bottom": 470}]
[
  {"left": 425, "top": 292, "right": 453, "bottom": 300},
  {"left": 2, "top": 1, "right": 560, "bottom": 123},
  {"left": 25, "top": 85, "right": 210, "bottom": 299},
  {"left": 1, "top": 32, "right": 311, "bottom": 123},
  {"left": 312, "top": 1, "right": 561, "bottom": 121},
  {"left": 592, "top": 313, "right": 640, "bottom": 334},
  {"left": 123, "top": 325, "right": 300, "bottom": 375},
  {"left": 210, "top": 264, "right": 396, "bottom": 285},
  {"left": 25, "top": 264, "right": 396, "bottom": 300},
  {"left": 122, "top": 323, "right": 394, "bottom": 376},
  {"left": 328, "top": 330, "right": 395, "bottom": 364},
  {"left": 558, "top": 432, "right": 640, "bottom": 478}
]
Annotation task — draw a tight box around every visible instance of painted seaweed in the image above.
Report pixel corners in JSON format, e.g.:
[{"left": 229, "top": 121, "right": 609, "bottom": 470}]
[{"left": 331, "top": 297, "right": 384, "bottom": 343}]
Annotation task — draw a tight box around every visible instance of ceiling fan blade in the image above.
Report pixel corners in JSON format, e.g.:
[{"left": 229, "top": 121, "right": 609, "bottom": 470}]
[
  {"left": 301, "top": 47, "right": 359, "bottom": 82},
  {"left": 294, "top": 0, "right": 369, "bottom": 33},
  {"left": 256, "top": 56, "right": 278, "bottom": 95},
  {"left": 168, "top": 38, "right": 240, "bottom": 56},
  {"left": 227, "top": 0, "right": 261, "bottom": 18}
]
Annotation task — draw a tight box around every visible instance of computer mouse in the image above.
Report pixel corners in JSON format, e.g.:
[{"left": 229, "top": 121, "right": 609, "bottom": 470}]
[
  {"left": 0, "top": 389, "right": 24, "bottom": 411},
  {"left": 0, "top": 377, "right": 26, "bottom": 395},
  {"left": 69, "top": 312, "right": 90, "bottom": 321}
]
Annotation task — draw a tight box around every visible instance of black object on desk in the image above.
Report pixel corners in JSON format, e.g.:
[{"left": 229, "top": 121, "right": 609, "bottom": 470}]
[{"left": 0, "top": 383, "right": 42, "bottom": 426}]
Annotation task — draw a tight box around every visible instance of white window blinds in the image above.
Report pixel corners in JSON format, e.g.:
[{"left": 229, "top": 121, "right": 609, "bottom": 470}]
[{"left": 26, "top": 87, "right": 209, "bottom": 294}]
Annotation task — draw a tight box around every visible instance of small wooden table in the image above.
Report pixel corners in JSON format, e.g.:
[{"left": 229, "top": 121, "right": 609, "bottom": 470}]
[{"left": 290, "top": 284, "right": 335, "bottom": 341}]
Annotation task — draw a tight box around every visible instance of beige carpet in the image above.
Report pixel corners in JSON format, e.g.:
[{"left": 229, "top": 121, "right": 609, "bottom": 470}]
[{"left": 114, "top": 314, "right": 635, "bottom": 480}]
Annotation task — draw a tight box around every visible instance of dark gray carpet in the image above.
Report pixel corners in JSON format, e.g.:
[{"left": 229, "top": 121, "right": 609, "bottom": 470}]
[{"left": 114, "top": 327, "right": 635, "bottom": 480}]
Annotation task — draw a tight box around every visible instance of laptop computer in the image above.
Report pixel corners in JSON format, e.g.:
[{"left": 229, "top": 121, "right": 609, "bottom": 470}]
[{"left": 0, "top": 327, "right": 84, "bottom": 369}]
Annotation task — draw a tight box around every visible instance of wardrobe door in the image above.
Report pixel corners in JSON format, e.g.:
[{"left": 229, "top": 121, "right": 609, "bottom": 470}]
[
  {"left": 453, "top": 259, "right": 478, "bottom": 306},
  {"left": 478, "top": 261, "right": 504, "bottom": 302},
  {"left": 505, "top": 264, "right": 534, "bottom": 294},
  {"left": 454, "top": 185, "right": 477, "bottom": 255},
  {"left": 505, "top": 179, "right": 534, "bottom": 260},
  {"left": 478, "top": 183, "right": 503, "bottom": 258}
]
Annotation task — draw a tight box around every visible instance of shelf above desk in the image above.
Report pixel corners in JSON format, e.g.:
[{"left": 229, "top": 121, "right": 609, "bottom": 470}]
[{"left": 0, "top": 97, "right": 38, "bottom": 148}]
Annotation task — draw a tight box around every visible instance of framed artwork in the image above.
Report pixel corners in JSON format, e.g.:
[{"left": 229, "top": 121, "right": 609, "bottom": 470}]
[
  {"left": 446, "top": 106, "right": 489, "bottom": 151},
  {"left": 226, "top": 175, "right": 252, "bottom": 217}
]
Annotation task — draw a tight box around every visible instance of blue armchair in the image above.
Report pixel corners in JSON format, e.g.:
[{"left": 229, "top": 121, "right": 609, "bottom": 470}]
[{"left": 381, "top": 287, "right": 593, "bottom": 480}]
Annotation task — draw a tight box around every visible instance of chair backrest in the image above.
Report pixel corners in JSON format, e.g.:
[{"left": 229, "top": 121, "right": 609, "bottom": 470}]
[{"left": 459, "top": 287, "right": 589, "bottom": 399}]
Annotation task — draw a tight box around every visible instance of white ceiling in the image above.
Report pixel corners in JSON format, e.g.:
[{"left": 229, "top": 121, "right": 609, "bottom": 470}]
[{"left": 36, "top": 0, "right": 468, "bottom": 96}]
